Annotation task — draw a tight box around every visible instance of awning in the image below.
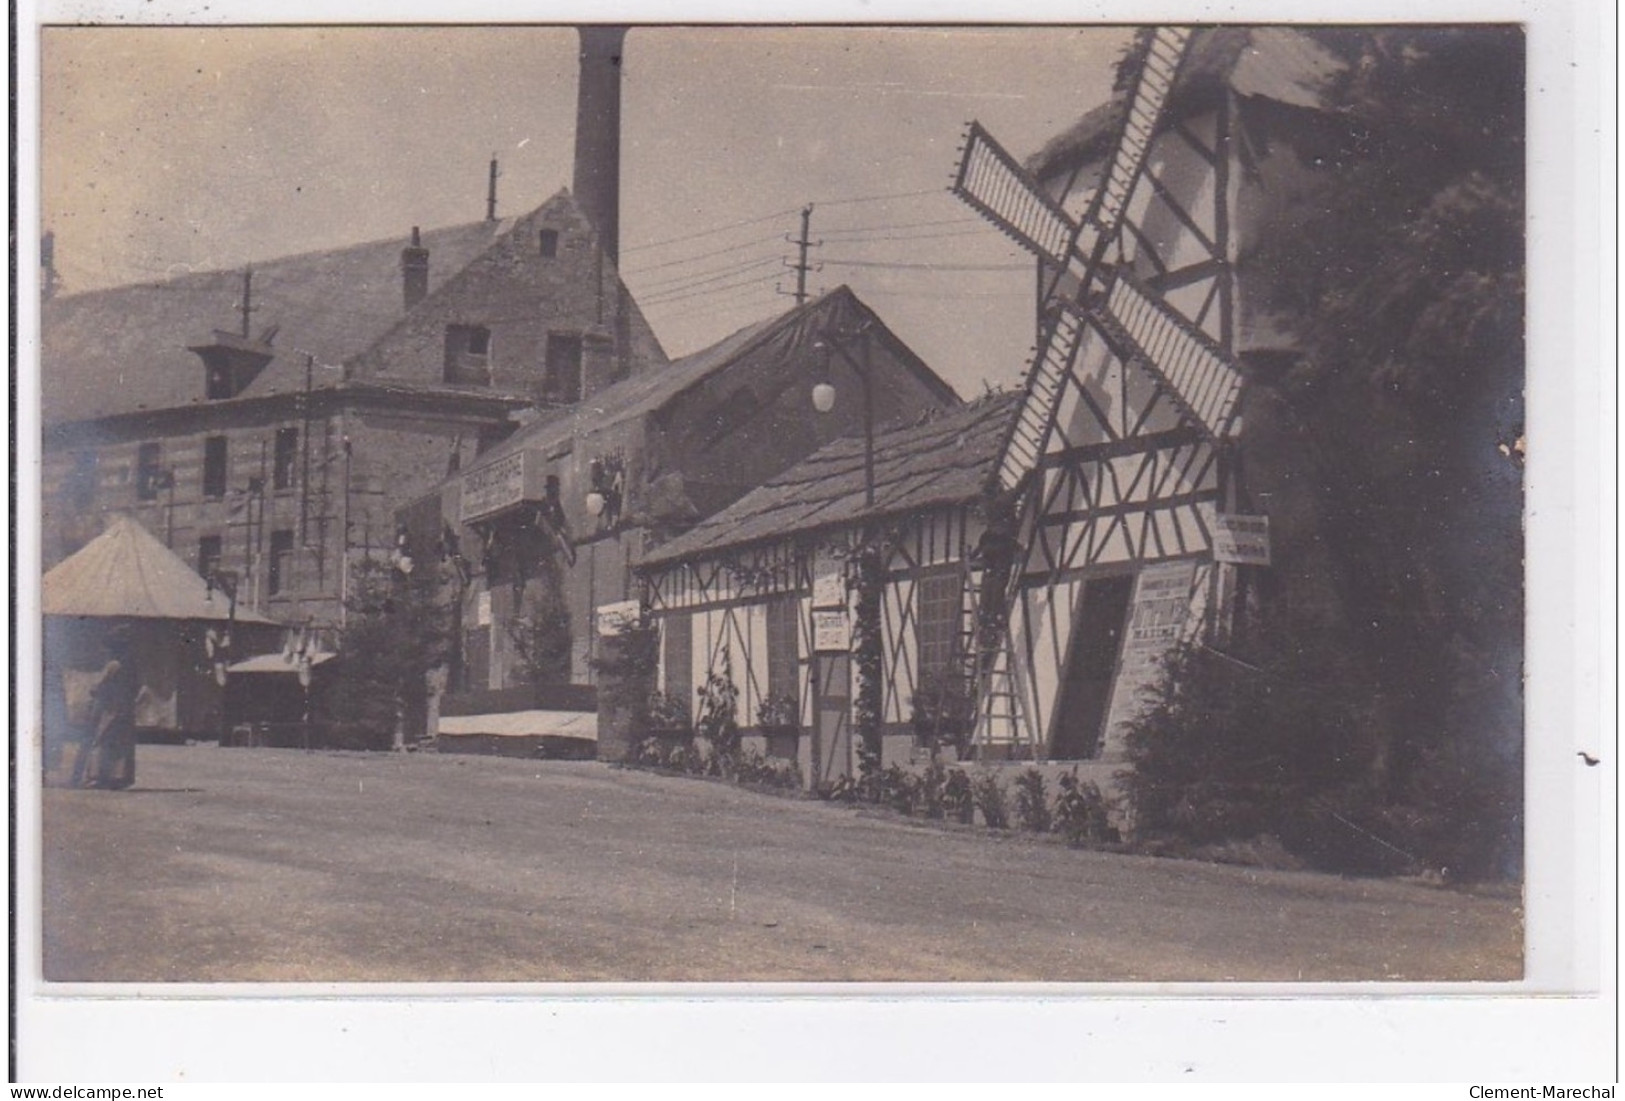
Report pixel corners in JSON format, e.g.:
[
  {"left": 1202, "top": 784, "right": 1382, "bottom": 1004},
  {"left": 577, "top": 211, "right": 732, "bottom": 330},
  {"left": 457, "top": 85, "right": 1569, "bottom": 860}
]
[
  {"left": 227, "top": 651, "right": 338, "bottom": 674},
  {"left": 436, "top": 709, "right": 597, "bottom": 741}
]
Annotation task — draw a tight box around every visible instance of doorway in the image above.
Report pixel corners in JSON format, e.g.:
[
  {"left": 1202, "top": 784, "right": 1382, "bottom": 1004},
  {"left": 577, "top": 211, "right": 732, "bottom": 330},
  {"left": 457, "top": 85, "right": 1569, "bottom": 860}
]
[
  {"left": 812, "top": 653, "right": 851, "bottom": 790},
  {"left": 1050, "top": 573, "right": 1135, "bottom": 759}
]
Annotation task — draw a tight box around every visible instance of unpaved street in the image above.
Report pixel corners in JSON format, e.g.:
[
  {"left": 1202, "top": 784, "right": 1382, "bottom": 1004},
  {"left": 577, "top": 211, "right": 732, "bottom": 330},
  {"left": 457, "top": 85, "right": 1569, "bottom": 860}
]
[{"left": 41, "top": 745, "right": 1521, "bottom": 982}]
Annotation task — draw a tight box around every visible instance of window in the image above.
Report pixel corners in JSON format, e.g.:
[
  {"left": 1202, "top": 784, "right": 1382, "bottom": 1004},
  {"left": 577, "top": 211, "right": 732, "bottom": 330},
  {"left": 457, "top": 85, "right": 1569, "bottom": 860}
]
[
  {"left": 205, "top": 359, "right": 234, "bottom": 400},
  {"left": 273, "top": 427, "right": 299, "bottom": 490},
  {"left": 765, "top": 596, "right": 800, "bottom": 711},
  {"left": 67, "top": 450, "right": 98, "bottom": 510},
  {"left": 538, "top": 229, "right": 559, "bottom": 258},
  {"left": 443, "top": 324, "right": 493, "bottom": 385},
  {"left": 662, "top": 614, "right": 692, "bottom": 704},
  {"left": 916, "top": 571, "right": 962, "bottom": 683},
  {"left": 268, "top": 529, "right": 295, "bottom": 596},
  {"left": 541, "top": 333, "right": 583, "bottom": 405},
  {"left": 202, "top": 436, "right": 229, "bottom": 499},
  {"left": 197, "top": 535, "right": 223, "bottom": 581},
  {"left": 135, "top": 442, "right": 164, "bottom": 501}
]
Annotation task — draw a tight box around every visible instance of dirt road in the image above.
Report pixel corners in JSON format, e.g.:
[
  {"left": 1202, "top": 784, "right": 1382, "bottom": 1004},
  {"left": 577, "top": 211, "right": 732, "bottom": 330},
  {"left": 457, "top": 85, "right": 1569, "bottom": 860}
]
[{"left": 40, "top": 745, "right": 1521, "bottom": 982}]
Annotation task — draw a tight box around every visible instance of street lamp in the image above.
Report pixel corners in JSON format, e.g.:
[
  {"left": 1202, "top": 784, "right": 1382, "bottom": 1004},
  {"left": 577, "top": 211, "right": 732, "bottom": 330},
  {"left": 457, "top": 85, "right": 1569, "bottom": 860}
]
[{"left": 811, "top": 324, "right": 876, "bottom": 508}]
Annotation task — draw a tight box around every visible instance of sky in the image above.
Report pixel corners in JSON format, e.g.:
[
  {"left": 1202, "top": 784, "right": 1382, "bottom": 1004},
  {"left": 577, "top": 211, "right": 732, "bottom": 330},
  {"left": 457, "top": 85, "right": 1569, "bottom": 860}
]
[{"left": 39, "top": 24, "right": 1128, "bottom": 399}]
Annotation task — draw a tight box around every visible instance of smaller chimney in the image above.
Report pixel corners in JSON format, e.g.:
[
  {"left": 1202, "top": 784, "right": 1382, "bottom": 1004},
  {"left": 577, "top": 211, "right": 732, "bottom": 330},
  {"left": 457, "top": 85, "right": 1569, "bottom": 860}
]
[
  {"left": 401, "top": 226, "right": 429, "bottom": 311},
  {"left": 486, "top": 156, "right": 500, "bottom": 222}
]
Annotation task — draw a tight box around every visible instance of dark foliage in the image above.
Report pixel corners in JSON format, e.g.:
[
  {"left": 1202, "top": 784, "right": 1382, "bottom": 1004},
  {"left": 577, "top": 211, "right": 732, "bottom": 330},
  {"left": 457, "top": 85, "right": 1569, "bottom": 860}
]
[
  {"left": 330, "top": 558, "right": 454, "bottom": 747},
  {"left": 1120, "top": 27, "right": 1525, "bottom": 878}
]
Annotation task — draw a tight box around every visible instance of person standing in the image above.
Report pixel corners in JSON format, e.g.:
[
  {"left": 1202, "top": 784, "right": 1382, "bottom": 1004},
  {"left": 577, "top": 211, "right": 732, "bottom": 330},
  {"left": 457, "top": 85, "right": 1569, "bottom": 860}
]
[{"left": 85, "top": 626, "right": 139, "bottom": 790}]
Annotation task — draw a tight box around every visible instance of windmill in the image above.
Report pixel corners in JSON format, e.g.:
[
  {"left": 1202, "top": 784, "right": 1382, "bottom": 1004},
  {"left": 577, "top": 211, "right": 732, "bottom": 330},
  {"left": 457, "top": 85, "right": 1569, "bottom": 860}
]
[{"left": 947, "top": 27, "right": 1251, "bottom": 760}]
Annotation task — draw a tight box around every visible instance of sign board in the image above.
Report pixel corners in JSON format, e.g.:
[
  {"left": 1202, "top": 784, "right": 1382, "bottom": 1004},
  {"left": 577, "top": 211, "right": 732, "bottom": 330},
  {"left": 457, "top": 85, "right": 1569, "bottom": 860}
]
[
  {"left": 813, "top": 610, "right": 850, "bottom": 653},
  {"left": 1099, "top": 560, "right": 1200, "bottom": 754},
  {"left": 596, "top": 599, "right": 642, "bottom": 637},
  {"left": 1212, "top": 513, "right": 1271, "bottom": 566},
  {"left": 475, "top": 590, "right": 492, "bottom": 627},
  {"left": 460, "top": 450, "right": 530, "bottom": 523},
  {"left": 812, "top": 569, "right": 846, "bottom": 610}
]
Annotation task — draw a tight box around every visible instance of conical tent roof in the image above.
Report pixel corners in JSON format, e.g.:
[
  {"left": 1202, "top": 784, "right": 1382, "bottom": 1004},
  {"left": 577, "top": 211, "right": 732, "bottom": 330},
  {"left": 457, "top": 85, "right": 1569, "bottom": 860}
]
[{"left": 42, "top": 515, "right": 277, "bottom": 623}]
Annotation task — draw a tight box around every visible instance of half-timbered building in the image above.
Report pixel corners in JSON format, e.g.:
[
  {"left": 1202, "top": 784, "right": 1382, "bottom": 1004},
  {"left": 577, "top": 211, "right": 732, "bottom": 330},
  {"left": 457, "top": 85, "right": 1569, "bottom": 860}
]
[
  {"left": 635, "top": 393, "right": 1018, "bottom": 788},
  {"left": 941, "top": 27, "right": 1352, "bottom": 784}
]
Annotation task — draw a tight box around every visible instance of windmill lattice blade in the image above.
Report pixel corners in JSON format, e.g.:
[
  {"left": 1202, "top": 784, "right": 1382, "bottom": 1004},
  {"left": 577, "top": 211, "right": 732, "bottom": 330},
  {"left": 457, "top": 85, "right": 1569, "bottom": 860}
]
[
  {"left": 952, "top": 121, "right": 1080, "bottom": 268},
  {"left": 1097, "top": 273, "right": 1242, "bottom": 440},
  {"left": 994, "top": 309, "right": 1087, "bottom": 492},
  {"left": 1087, "top": 27, "right": 1193, "bottom": 242}
]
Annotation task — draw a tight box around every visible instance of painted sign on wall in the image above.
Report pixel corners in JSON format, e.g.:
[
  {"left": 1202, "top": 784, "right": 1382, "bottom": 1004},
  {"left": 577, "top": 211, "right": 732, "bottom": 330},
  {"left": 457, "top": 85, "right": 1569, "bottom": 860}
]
[
  {"left": 812, "top": 569, "right": 846, "bottom": 610},
  {"left": 813, "top": 610, "right": 850, "bottom": 652},
  {"left": 1212, "top": 513, "right": 1271, "bottom": 566},
  {"left": 460, "top": 451, "right": 529, "bottom": 523},
  {"left": 595, "top": 598, "right": 642, "bottom": 637},
  {"left": 1099, "top": 559, "right": 1202, "bottom": 757}
]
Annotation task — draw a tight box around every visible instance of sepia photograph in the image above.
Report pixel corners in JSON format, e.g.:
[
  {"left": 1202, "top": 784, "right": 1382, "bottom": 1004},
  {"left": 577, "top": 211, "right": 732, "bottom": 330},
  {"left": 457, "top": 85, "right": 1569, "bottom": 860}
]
[{"left": 12, "top": 1, "right": 1611, "bottom": 1083}]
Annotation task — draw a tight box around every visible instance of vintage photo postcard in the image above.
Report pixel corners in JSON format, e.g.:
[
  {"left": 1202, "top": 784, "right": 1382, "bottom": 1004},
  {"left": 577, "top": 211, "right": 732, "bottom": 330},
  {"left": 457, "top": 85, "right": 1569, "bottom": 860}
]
[{"left": 11, "top": 0, "right": 1613, "bottom": 1083}]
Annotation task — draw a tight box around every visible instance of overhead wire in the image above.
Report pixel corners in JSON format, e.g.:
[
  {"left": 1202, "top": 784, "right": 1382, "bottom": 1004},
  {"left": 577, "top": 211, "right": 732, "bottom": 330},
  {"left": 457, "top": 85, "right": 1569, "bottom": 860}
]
[
  {"left": 634, "top": 254, "right": 785, "bottom": 296},
  {"left": 620, "top": 231, "right": 785, "bottom": 277},
  {"left": 639, "top": 269, "right": 782, "bottom": 308},
  {"left": 820, "top": 257, "right": 1032, "bottom": 273}
]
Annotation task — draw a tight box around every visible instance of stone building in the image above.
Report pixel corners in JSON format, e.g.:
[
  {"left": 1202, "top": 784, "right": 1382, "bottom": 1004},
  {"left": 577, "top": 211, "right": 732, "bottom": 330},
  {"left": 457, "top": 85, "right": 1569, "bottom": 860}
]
[
  {"left": 39, "top": 188, "right": 666, "bottom": 633},
  {"left": 407, "top": 285, "right": 962, "bottom": 742}
]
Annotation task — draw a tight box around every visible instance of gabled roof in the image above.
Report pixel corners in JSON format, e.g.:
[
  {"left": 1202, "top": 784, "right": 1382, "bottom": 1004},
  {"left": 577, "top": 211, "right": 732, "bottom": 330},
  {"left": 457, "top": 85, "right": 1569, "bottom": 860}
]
[
  {"left": 40, "top": 191, "right": 624, "bottom": 426},
  {"left": 466, "top": 285, "right": 956, "bottom": 472},
  {"left": 1026, "top": 27, "right": 1346, "bottom": 183},
  {"left": 639, "top": 391, "right": 1020, "bottom": 569},
  {"left": 42, "top": 514, "right": 279, "bottom": 623}
]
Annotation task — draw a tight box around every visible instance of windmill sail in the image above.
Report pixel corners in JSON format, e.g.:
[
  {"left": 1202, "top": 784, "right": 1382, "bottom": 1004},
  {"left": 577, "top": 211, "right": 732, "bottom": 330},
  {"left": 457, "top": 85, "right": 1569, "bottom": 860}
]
[{"left": 949, "top": 26, "right": 1249, "bottom": 757}]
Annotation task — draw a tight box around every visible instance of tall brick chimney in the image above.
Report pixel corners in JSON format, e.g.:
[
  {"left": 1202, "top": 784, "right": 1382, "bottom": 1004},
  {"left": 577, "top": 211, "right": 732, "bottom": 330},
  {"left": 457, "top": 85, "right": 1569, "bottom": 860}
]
[
  {"left": 401, "top": 226, "right": 429, "bottom": 311},
  {"left": 573, "top": 25, "right": 626, "bottom": 267}
]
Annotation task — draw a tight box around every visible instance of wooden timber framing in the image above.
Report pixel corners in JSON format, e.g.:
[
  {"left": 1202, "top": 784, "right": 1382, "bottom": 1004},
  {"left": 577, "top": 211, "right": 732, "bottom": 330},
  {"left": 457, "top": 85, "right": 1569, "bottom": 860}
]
[
  {"left": 953, "top": 30, "right": 1259, "bottom": 761},
  {"left": 642, "top": 503, "right": 984, "bottom": 741}
]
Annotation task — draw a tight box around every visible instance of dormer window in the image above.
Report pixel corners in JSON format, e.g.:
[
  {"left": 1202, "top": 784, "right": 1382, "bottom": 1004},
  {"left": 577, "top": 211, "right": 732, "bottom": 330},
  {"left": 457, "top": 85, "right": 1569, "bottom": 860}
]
[
  {"left": 539, "top": 229, "right": 560, "bottom": 258},
  {"left": 188, "top": 330, "right": 275, "bottom": 400},
  {"left": 444, "top": 324, "right": 492, "bottom": 386}
]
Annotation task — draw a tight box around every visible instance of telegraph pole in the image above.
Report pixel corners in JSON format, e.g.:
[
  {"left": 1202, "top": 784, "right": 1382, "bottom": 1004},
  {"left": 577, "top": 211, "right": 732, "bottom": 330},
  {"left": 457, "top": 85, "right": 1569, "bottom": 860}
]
[
  {"left": 486, "top": 155, "right": 500, "bottom": 222},
  {"left": 782, "top": 204, "right": 820, "bottom": 306}
]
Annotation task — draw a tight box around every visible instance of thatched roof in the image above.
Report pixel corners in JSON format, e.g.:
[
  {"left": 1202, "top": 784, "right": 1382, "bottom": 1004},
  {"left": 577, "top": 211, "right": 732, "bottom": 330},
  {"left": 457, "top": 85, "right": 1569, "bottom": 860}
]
[{"left": 1025, "top": 27, "right": 1346, "bottom": 184}]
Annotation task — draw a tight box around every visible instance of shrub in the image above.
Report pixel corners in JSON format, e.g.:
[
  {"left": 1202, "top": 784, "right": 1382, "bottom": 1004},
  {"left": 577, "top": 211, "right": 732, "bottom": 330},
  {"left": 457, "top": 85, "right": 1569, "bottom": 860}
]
[
  {"left": 910, "top": 670, "right": 975, "bottom": 755},
  {"left": 1013, "top": 768, "right": 1052, "bottom": 833},
  {"left": 971, "top": 769, "right": 1010, "bottom": 829},
  {"left": 694, "top": 653, "right": 740, "bottom": 776},
  {"left": 920, "top": 759, "right": 948, "bottom": 820},
  {"left": 1121, "top": 639, "right": 1372, "bottom": 850},
  {"left": 1053, "top": 768, "right": 1115, "bottom": 847},
  {"left": 880, "top": 763, "right": 922, "bottom": 816},
  {"left": 646, "top": 690, "right": 692, "bottom": 734},
  {"left": 944, "top": 768, "right": 975, "bottom": 824}
]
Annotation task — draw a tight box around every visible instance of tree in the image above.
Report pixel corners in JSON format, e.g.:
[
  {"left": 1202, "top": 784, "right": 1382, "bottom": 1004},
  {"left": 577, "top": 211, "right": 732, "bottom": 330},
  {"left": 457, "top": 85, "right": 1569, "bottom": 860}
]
[
  {"left": 329, "top": 557, "right": 454, "bottom": 750},
  {"left": 1125, "top": 28, "right": 1525, "bottom": 878}
]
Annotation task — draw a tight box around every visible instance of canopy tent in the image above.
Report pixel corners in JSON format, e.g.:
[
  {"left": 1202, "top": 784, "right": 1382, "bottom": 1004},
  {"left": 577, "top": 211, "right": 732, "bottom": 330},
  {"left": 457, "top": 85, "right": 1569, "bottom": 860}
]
[{"left": 43, "top": 514, "right": 277, "bottom": 624}]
